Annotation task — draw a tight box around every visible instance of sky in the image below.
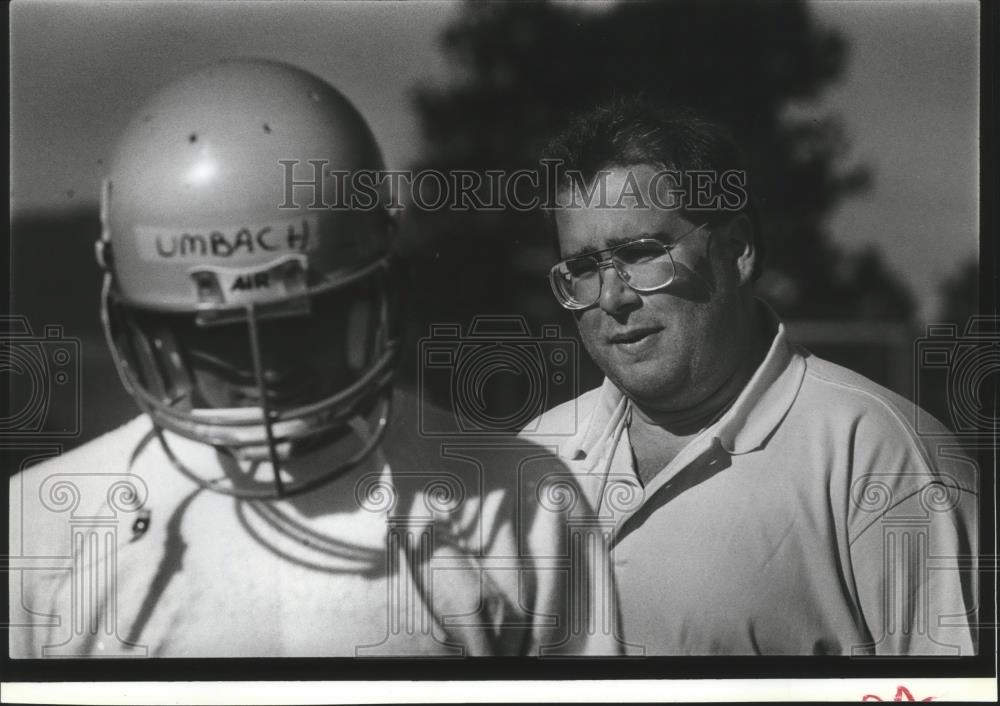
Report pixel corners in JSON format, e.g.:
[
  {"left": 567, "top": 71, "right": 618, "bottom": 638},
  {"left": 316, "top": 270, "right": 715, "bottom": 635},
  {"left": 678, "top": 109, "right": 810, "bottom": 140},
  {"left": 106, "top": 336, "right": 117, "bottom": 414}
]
[
  {"left": 10, "top": 0, "right": 980, "bottom": 321},
  {"left": 806, "top": 0, "right": 979, "bottom": 321}
]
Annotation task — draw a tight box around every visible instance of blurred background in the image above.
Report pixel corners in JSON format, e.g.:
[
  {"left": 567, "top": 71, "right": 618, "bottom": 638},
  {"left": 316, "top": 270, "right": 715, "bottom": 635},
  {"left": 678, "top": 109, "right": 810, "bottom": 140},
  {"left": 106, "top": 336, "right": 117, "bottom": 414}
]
[{"left": 8, "top": 0, "right": 981, "bottom": 452}]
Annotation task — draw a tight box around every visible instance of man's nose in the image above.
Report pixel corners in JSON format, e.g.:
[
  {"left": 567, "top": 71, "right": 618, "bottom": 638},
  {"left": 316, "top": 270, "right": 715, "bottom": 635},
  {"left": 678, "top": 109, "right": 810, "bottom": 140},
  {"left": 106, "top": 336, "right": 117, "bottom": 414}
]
[{"left": 598, "top": 265, "right": 641, "bottom": 314}]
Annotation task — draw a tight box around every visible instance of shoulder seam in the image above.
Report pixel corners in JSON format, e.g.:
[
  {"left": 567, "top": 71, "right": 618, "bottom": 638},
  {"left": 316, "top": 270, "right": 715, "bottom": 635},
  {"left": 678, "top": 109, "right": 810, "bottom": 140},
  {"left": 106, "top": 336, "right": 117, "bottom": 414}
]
[{"left": 804, "top": 366, "right": 941, "bottom": 480}]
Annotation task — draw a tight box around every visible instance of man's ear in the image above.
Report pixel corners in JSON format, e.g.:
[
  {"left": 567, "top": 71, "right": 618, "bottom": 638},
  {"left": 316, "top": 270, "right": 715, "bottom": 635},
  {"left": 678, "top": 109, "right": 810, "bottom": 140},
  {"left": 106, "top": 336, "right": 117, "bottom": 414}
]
[{"left": 724, "top": 214, "right": 756, "bottom": 286}]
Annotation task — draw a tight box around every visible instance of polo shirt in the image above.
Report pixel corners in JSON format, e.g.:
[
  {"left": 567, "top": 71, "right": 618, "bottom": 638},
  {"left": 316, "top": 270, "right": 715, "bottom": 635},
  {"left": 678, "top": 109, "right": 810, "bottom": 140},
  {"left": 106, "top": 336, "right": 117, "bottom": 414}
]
[{"left": 523, "top": 309, "right": 978, "bottom": 655}]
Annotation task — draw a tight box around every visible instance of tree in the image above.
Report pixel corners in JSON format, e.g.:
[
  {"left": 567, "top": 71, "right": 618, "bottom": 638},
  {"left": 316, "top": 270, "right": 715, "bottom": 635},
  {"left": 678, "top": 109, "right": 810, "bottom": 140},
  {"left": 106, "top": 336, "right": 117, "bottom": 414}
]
[
  {"left": 937, "top": 257, "right": 978, "bottom": 326},
  {"left": 402, "top": 0, "right": 914, "bottom": 324},
  {"left": 395, "top": 0, "right": 918, "bottom": 416}
]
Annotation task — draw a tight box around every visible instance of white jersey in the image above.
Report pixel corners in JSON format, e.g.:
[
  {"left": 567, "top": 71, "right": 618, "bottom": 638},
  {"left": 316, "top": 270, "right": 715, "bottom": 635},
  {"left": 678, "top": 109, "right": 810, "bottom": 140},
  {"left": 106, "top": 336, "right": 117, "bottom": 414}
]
[{"left": 9, "top": 388, "right": 620, "bottom": 658}]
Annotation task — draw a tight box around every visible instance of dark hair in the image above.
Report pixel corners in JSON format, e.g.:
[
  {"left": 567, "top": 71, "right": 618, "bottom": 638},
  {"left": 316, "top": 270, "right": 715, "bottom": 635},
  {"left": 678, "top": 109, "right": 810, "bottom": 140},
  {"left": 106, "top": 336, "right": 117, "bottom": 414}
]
[{"left": 542, "top": 95, "right": 764, "bottom": 281}]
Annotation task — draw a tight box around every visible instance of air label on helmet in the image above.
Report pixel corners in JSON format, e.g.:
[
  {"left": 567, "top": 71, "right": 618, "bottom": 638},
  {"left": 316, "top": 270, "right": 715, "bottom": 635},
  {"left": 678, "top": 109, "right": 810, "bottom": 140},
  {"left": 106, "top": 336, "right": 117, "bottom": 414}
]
[
  {"left": 189, "top": 254, "right": 309, "bottom": 307},
  {"left": 136, "top": 216, "right": 318, "bottom": 261}
]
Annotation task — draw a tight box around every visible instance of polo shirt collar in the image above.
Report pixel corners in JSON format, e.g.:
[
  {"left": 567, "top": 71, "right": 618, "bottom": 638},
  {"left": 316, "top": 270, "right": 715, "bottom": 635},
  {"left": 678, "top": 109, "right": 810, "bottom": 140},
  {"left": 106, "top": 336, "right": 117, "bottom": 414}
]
[
  {"left": 713, "top": 303, "right": 805, "bottom": 455},
  {"left": 561, "top": 377, "right": 628, "bottom": 465},
  {"left": 560, "top": 300, "right": 805, "bottom": 464}
]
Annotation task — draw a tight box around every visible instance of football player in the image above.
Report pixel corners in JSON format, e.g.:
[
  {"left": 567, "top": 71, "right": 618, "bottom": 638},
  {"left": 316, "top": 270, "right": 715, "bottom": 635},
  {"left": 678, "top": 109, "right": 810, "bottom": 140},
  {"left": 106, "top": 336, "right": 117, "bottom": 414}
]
[{"left": 9, "top": 60, "right": 617, "bottom": 658}]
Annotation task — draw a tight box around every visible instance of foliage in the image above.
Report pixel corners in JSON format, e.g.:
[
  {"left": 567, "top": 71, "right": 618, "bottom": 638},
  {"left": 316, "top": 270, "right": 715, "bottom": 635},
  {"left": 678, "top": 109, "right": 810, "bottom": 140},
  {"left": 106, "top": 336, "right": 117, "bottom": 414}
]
[{"left": 402, "top": 0, "right": 915, "bottom": 347}]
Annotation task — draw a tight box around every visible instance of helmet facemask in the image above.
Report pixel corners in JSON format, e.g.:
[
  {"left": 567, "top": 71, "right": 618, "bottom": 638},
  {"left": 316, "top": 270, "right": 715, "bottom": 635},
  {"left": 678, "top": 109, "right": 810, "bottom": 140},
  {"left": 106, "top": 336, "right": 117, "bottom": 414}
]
[{"left": 102, "top": 262, "right": 399, "bottom": 499}]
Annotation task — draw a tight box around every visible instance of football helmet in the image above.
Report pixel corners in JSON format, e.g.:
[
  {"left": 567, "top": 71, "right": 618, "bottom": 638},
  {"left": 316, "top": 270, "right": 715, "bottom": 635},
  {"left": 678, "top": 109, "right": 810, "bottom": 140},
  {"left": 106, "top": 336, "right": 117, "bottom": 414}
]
[{"left": 98, "top": 59, "right": 398, "bottom": 498}]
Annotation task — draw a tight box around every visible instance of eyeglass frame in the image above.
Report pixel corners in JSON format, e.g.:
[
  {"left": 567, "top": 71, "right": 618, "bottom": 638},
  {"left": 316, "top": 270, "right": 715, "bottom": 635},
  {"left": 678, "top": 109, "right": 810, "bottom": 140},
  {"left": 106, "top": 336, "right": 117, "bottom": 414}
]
[{"left": 548, "top": 221, "right": 711, "bottom": 310}]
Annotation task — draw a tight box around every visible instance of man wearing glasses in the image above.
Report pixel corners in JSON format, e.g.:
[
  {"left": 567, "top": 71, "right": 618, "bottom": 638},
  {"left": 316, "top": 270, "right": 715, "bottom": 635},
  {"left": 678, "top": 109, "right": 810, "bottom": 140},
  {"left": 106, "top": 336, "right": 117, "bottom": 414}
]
[{"left": 530, "top": 97, "right": 977, "bottom": 655}]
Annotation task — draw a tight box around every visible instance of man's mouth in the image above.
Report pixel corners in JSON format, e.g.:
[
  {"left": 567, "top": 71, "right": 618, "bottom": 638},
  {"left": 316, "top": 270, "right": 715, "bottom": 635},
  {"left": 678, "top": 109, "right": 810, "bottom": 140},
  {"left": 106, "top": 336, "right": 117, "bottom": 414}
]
[{"left": 608, "top": 326, "right": 663, "bottom": 346}]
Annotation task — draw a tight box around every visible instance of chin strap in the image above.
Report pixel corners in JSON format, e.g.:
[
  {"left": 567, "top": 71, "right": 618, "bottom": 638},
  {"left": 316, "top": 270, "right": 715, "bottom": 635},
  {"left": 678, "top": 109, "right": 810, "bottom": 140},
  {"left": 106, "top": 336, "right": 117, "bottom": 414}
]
[{"left": 145, "top": 390, "right": 392, "bottom": 500}]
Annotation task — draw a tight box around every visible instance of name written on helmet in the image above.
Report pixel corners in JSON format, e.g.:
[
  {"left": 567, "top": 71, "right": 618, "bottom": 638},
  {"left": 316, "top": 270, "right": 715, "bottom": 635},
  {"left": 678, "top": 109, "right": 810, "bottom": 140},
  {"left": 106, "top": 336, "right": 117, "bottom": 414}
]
[{"left": 135, "top": 217, "right": 318, "bottom": 262}]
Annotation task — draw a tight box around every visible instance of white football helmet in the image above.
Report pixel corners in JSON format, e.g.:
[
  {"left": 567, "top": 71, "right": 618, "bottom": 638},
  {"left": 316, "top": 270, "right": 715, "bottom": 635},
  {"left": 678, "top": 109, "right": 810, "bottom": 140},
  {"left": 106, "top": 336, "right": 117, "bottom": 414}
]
[{"left": 98, "top": 59, "right": 398, "bottom": 498}]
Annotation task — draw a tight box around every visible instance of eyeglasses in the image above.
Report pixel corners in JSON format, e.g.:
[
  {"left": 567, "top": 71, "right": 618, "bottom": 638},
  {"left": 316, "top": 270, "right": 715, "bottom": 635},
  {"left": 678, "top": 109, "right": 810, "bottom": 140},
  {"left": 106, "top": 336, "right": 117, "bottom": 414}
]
[{"left": 548, "top": 222, "right": 709, "bottom": 310}]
